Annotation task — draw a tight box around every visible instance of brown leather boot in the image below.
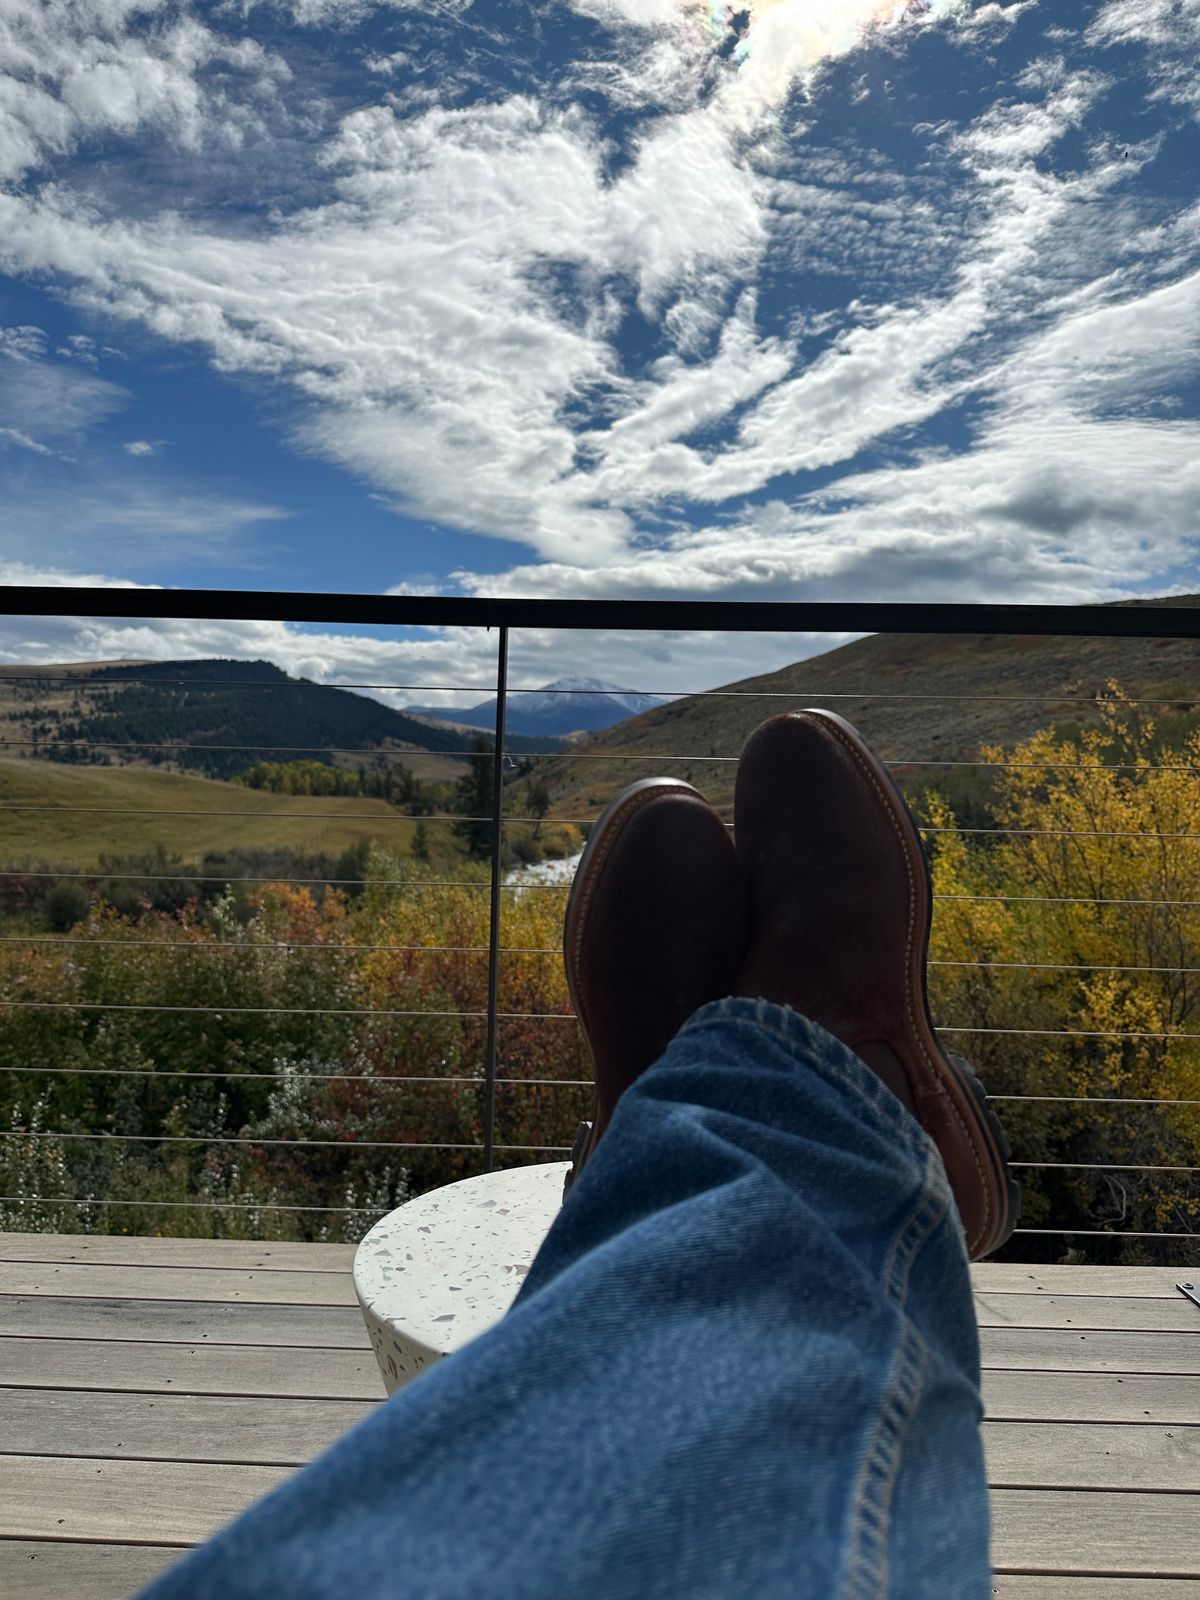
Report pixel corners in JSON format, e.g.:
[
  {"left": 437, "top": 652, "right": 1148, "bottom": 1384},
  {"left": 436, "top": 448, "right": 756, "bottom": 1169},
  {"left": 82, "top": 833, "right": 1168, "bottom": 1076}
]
[
  {"left": 733, "top": 710, "right": 1019, "bottom": 1260},
  {"left": 562, "top": 778, "right": 749, "bottom": 1197}
]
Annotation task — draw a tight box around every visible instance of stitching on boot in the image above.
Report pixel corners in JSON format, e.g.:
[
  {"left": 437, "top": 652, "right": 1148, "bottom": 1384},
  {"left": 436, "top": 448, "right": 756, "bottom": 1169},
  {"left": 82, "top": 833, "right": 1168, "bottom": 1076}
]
[{"left": 817, "top": 716, "right": 992, "bottom": 1256}]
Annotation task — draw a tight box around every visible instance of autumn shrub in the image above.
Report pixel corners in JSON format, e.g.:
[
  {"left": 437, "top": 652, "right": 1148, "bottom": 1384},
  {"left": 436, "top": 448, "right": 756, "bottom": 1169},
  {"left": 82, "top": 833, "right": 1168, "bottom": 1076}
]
[{"left": 926, "top": 690, "right": 1200, "bottom": 1264}]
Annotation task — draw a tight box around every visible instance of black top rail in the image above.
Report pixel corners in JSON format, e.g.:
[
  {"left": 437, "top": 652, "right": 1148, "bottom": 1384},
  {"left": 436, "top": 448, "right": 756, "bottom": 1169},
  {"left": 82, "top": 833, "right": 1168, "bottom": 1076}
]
[{"left": 2, "top": 587, "right": 1200, "bottom": 638}]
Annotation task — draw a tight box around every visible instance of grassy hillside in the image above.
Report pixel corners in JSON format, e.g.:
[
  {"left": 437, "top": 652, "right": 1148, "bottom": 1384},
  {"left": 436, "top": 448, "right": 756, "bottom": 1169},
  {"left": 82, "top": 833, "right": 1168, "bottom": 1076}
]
[
  {"left": 0, "top": 657, "right": 559, "bottom": 782},
  {"left": 515, "top": 606, "right": 1200, "bottom": 822},
  {"left": 0, "top": 759, "right": 428, "bottom": 868}
]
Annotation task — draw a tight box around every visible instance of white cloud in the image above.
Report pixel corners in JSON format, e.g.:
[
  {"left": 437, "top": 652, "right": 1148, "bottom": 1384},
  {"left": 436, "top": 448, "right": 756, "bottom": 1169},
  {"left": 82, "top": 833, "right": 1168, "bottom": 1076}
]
[
  {"left": 123, "top": 438, "right": 157, "bottom": 455},
  {"left": 0, "top": 0, "right": 993, "bottom": 569},
  {"left": 1089, "top": 0, "right": 1200, "bottom": 117},
  {"left": 0, "top": 424, "right": 50, "bottom": 454},
  {"left": 1, "top": 0, "right": 1198, "bottom": 615},
  {"left": 0, "top": 1, "right": 290, "bottom": 185},
  {"left": 0, "top": 339, "right": 131, "bottom": 438}
]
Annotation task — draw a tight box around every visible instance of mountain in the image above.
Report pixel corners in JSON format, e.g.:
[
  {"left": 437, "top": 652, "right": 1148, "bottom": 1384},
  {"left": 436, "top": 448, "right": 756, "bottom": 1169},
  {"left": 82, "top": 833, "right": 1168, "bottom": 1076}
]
[
  {"left": 0, "top": 657, "right": 562, "bottom": 781},
  {"left": 512, "top": 601, "right": 1200, "bottom": 822},
  {"left": 405, "top": 676, "right": 667, "bottom": 738}
]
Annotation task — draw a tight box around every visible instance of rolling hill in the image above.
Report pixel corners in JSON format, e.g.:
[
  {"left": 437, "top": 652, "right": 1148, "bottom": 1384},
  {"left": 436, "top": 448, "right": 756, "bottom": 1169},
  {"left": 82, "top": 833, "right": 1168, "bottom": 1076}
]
[
  {"left": 514, "top": 602, "right": 1200, "bottom": 823},
  {"left": 0, "top": 758, "right": 428, "bottom": 869},
  {"left": 0, "top": 657, "right": 561, "bottom": 782}
]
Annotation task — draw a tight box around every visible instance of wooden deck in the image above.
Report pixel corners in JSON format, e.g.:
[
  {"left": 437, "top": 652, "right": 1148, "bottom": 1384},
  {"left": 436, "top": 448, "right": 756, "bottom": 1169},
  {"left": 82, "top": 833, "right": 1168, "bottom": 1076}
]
[{"left": 1, "top": 1233, "right": 1197, "bottom": 1597}]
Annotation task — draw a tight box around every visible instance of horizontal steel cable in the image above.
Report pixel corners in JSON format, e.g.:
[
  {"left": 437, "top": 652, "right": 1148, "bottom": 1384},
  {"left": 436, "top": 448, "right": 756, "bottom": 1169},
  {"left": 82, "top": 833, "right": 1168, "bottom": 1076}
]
[
  {"left": 991, "top": 1094, "right": 1200, "bottom": 1107},
  {"left": 3, "top": 871, "right": 1200, "bottom": 908},
  {"left": 0, "top": 998, "right": 1195, "bottom": 1044},
  {"left": 0, "top": 1001, "right": 1195, "bottom": 1041},
  {"left": 8, "top": 1132, "right": 1198, "bottom": 1172},
  {"left": 0, "top": 1000, "right": 576, "bottom": 1018},
  {"left": 0, "top": 804, "right": 581, "bottom": 824},
  {"left": 5, "top": 939, "right": 1200, "bottom": 977},
  {"left": 939, "top": 1026, "right": 1196, "bottom": 1041},
  {"left": 0, "top": 871, "right": 531, "bottom": 886},
  {"left": 0, "top": 1064, "right": 1196, "bottom": 1104},
  {"left": 6, "top": 1130, "right": 570, "bottom": 1152},
  {"left": 0, "top": 1194, "right": 385, "bottom": 1214},
  {"left": 1010, "top": 1160, "right": 1200, "bottom": 1174},
  {"left": 0, "top": 1064, "right": 590, "bottom": 1086},
  {"left": 0, "top": 1202, "right": 1187, "bottom": 1227},
  {"left": 0, "top": 936, "right": 557, "bottom": 955},
  {"left": 5, "top": 801, "right": 1200, "bottom": 841},
  {"left": 3, "top": 672, "right": 1195, "bottom": 702},
  {"left": 1010, "top": 1226, "right": 1199, "bottom": 1238},
  {"left": 4, "top": 738, "right": 1197, "bottom": 772},
  {"left": 522, "top": 754, "right": 1200, "bottom": 772}
]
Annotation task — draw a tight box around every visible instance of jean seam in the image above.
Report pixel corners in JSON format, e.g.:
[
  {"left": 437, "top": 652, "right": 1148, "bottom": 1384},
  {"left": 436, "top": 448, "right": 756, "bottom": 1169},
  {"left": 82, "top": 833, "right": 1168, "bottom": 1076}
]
[
  {"left": 840, "top": 1148, "right": 949, "bottom": 1600},
  {"left": 679, "top": 1002, "right": 931, "bottom": 1168}
]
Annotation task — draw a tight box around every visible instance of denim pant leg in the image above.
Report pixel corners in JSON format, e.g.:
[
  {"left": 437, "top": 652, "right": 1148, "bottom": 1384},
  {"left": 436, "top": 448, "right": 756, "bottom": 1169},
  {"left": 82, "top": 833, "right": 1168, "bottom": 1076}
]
[{"left": 139, "top": 998, "right": 990, "bottom": 1600}]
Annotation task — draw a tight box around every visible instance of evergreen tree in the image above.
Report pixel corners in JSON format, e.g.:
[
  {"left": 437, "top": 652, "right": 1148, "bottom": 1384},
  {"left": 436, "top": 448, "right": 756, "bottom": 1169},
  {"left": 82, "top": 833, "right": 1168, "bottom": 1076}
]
[{"left": 452, "top": 736, "right": 496, "bottom": 860}]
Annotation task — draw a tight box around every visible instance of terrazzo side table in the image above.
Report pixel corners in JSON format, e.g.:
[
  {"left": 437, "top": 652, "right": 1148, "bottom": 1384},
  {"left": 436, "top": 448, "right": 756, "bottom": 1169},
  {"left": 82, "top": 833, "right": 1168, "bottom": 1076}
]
[{"left": 353, "top": 1161, "right": 569, "bottom": 1396}]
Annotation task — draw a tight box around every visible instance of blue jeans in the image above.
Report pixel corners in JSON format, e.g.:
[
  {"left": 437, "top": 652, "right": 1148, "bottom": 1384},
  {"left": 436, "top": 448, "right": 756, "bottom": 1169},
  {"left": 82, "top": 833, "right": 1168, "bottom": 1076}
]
[{"left": 141, "top": 999, "right": 990, "bottom": 1598}]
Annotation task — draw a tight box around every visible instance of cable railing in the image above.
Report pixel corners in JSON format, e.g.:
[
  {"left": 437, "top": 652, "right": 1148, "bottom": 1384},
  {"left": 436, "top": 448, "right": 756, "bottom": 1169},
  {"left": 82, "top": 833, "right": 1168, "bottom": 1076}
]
[{"left": 1, "top": 588, "right": 1199, "bottom": 1259}]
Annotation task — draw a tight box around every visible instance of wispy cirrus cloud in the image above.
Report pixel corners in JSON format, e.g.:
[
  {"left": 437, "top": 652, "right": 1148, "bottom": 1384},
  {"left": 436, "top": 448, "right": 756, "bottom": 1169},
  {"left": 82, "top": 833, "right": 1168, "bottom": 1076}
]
[{"left": 0, "top": 0, "right": 1198, "bottom": 637}]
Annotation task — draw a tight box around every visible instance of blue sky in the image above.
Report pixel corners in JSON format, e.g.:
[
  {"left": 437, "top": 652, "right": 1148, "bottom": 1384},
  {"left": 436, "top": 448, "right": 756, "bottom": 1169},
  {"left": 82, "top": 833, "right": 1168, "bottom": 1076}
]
[{"left": 0, "top": 0, "right": 1198, "bottom": 701}]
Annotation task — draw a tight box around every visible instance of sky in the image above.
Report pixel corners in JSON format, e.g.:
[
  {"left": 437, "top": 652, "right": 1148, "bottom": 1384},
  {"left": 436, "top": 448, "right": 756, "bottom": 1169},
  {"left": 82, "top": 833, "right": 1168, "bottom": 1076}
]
[{"left": 0, "top": 0, "right": 1198, "bottom": 705}]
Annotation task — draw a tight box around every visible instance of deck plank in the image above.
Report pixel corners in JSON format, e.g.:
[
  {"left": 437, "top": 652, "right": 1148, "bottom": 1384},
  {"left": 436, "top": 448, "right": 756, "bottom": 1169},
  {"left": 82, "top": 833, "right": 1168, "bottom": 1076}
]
[
  {"left": 981, "top": 1421, "right": 1200, "bottom": 1491},
  {"left": 991, "top": 1488, "right": 1200, "bottom": 1577},
  {"left": 0, "top": 1387, "right": 376, "bottom": 1465},
  {"left": 0, "top": 1335, "right": 383, "bottom": 1400},
  {"left": 0, "top": 1454, "right": 290, "bottom": 1544},
  {"left": 6, "top": 1385, "right": 1196, "bottom": 1493},
  {"left": 3, "top": 1545, "right": 1194, "bottom": 1600},
  {"left": 0, "top": 1540, "right": 181, "bottom": 1600},
  {"left": 0, "top": 1232, "right": 356, "bottom": 1273},
  {"left": 992, "top": 1581, "right": 1200, "bottom": 1597},
  {"left": 12, "top": 1289, "right": 1193, "bottom": 1345},
  {"left": 981, "top": 1328, "right": 1200, "bottom": 1375},
  {"left": 4, "top": 1464, "right": 1198, "bottom": 1581},
  {"left": 983, "top": 1370, "right": 1200, "bottom": 1425},
  {"left": 974, "top": 1292, "right": 1200, "bottom": 1332},
  {"left": 972, "top": 1266, "right": 1189, "bottom": 1298},
  {"left": 1, "top": 1262, "right": 358, "bottom": 1306},
  {"left": 0, "top": 1294, "right": 370, "bottom": 1347}
]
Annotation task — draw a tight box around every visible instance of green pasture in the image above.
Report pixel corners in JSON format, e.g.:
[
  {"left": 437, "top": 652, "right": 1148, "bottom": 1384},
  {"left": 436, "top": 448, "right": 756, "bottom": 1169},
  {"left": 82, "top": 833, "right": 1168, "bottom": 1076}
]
[{"left": 0, "top": 759, "right": 427, "bottom": 868}]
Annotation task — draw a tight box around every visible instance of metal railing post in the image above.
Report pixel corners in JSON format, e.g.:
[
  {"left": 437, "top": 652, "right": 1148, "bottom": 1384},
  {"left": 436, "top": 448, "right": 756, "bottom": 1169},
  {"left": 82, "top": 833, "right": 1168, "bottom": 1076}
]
[{"left": 482, "top": 625, "right": 509, "bottom": 1172}]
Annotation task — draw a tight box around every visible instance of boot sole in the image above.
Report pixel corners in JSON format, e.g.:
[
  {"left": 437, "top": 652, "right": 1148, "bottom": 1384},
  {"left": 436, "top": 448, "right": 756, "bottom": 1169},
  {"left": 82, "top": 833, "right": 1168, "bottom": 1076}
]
[{"left": 804, "top": 710, "right": 1021, "bottom": 1260}]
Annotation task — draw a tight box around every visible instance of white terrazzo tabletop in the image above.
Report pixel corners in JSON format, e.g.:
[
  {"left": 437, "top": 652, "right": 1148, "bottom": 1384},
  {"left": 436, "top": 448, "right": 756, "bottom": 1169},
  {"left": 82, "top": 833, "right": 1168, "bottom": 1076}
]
[{"left": 353, "top": 1161, "right": 569, "bottom": 1395}]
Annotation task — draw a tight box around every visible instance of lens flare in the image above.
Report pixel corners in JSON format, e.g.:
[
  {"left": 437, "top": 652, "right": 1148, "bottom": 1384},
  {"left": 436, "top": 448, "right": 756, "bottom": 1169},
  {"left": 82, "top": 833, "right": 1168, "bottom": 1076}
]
[{"left": 699, "top": 0, "right": 955, "bottom": 122}]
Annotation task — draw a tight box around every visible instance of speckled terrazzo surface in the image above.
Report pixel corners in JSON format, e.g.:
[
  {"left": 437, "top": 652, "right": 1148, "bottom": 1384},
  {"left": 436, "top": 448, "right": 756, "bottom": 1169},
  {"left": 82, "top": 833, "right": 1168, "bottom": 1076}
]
[{"left": 354, "top": 1161, "right": 569, "bottom": 1395}]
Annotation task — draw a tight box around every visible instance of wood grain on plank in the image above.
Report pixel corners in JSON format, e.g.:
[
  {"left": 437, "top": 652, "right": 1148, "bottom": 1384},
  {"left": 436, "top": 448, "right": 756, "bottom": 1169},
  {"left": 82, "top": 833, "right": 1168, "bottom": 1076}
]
[
  {"left": 1, "top": 1336, "right": 383, "bottom": 1400},
  {"left": 5, "top": 1467, "right": 1199, "bottom": 1579},
  {"left": 983, "top": 1370, "right": 1200, "bottom": 1425},
  {"left": 6, "top": 1387, "right": 1193, "bottom": 1494},
  {"left": 972, "top": 1265, "right": 1187, "bottom": 1298},
  {"left": 981, "top": 1329, "right": 1200, "bottom": 1376},
  {"left": 975, "top": 1292, "right": 1200, "bottom": 1332},
  {"left": 0, "top": 1386, "right": 377, "bottom": 1466},
  {"left": 992, "top": 1580, "right": 1200, "bottom": 1597},
  {"left": 982, "top": 1420, "right": 1200, "bottom": 1492},
  {"left": 0, "top": 1232, "right": 356, "bottom": 1274},
  {"left": 991, "top": 1488, "right": 1200, "bottom": 1576},
  {"left": 0, "top": 1294, "right": 370, "bottom": 1348},
  {"left": 1, "top": 1540, "right": 181, "bottom": 1600},
  {"left": 0, "top": 1262, "right": 358, "bottom": 1306},
  {"left": 0, "top": 1454, "right": 288, "bottom": 1545}
]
